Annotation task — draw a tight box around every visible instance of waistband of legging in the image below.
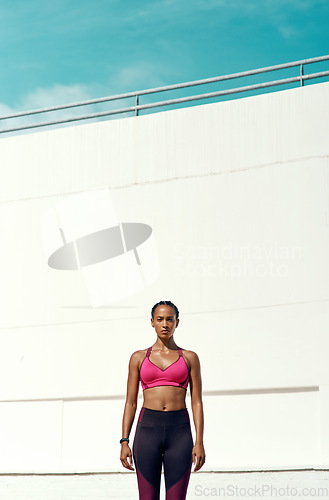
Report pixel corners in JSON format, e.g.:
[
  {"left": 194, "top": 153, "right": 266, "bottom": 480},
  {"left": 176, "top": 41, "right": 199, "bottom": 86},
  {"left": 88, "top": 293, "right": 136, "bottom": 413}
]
[{"left": 137, "top": 407, "right": 190, "bottom": 426}]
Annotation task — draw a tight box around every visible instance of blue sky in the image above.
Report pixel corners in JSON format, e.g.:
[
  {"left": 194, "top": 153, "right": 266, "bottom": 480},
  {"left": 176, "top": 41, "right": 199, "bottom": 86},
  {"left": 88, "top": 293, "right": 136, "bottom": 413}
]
[{"left": 0, "top": 0, "right": 329, "bottom": 114}]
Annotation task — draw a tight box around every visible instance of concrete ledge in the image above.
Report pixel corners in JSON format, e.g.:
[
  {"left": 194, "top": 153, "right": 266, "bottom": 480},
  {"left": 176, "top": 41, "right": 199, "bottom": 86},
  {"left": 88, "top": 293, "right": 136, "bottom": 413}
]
[{"left": 0, "top": 470, "right": 328, "bottom": 499}]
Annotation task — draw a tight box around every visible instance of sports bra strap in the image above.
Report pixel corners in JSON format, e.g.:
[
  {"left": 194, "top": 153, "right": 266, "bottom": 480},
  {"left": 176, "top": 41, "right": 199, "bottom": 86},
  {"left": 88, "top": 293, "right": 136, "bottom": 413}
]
[
  {"left": 146, "top": 346, "right": 152, "bottom": 357},
  {"left": 178, "top": 348, "right": 183, "bottom": 357}
]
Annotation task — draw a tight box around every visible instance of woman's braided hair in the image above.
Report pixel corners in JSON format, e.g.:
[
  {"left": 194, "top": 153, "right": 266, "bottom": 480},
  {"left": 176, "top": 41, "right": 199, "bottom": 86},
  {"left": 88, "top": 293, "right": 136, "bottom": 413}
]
[{"left": 151, "top": 301, "right": 179, "bottom": 320}]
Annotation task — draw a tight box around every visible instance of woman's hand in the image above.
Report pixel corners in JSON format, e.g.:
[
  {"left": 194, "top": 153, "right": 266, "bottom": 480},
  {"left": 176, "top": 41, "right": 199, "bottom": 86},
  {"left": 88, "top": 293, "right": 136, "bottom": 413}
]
[
  {"left": 192, "top": 443, "right": 206, "bottom": 471},
  {"left": 120, "top": 443, "right": 135, "bottom": 471}
]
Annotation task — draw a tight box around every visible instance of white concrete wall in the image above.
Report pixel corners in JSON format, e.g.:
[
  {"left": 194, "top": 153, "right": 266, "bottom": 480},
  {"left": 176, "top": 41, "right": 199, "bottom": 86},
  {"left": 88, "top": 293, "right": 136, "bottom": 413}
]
[{"left": 0, "top": 81, "right": 328, "bottom": 472}]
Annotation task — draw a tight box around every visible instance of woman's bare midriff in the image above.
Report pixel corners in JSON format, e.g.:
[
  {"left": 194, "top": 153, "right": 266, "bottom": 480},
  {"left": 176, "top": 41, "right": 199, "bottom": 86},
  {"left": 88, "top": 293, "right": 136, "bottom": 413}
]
[{"left": 143, "top": 385, "right": 187, "bottom": 411}]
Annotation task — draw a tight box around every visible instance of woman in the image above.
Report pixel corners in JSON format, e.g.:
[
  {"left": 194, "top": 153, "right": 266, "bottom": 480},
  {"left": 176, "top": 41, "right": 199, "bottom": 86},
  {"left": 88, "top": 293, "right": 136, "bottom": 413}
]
[{"left": 120, "top": 300, "right": 206, "bottom": 499}]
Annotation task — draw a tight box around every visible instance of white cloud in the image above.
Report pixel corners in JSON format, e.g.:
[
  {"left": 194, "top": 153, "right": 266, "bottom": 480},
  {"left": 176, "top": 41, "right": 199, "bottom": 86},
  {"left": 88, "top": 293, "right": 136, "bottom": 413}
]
[
  {"left": 18, "top": 84, "right": 93, "bottom": 110},
  {"left": 0, "top": 60, "right": 174, "bottom": 136},
  {"left": 113, "top": 61, "right": 173, "bottom": 92},
  {"left": 0, "top": 83, "right": 101, "bottom": 136},
  {"left": 0, "top": 103, "right": 13, "bottom": 116},
  {"left": 277, "top": 24, "right": 301, "bottom": 40}
]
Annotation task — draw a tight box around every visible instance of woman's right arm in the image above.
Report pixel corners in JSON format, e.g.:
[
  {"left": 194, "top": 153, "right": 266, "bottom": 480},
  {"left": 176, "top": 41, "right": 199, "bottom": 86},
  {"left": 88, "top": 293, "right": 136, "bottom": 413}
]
[{"left": 120, "top": 351, "right": 141, "bottom": 471}]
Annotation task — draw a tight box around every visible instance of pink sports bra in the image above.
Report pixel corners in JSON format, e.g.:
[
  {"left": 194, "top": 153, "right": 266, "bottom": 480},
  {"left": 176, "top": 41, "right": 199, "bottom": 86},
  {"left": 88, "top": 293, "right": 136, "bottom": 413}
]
[{"left": 140, "top": 346, "right": 189, "bottom": 391}]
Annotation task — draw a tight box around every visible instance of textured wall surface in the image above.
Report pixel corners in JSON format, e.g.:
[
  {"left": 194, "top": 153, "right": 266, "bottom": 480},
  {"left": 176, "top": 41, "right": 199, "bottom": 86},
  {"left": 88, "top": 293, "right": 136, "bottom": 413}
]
[{"left": 0, "top": 81, "right": 328, "bottom": 472}]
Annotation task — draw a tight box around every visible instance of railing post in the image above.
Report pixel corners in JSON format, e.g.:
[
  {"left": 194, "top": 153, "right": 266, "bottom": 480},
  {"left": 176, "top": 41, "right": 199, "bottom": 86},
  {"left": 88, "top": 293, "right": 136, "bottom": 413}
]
[
  {"left": 300, "top": 64, "right": 304, "bottom": 86},
  {"left": 135, "top": 95, "right": 139, "bottom": 116}
]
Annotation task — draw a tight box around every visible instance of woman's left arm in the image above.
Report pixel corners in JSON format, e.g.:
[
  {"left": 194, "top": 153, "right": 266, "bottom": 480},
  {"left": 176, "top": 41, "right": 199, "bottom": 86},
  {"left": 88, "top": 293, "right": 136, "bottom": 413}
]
[{"left": 188, "top": 351, "right": 206, "bottom": 472}]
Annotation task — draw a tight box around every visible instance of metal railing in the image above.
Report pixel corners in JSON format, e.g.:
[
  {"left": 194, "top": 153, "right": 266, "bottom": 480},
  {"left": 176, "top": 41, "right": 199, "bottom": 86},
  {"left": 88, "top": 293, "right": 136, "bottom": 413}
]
[{"left": 1, "top": 55, "right": 329, "bottom": 135}]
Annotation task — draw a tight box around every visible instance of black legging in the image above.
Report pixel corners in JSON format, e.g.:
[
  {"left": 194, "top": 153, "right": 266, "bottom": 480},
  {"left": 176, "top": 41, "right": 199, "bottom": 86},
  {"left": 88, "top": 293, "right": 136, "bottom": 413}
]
[{"left": 133, "top": 407, "right": 194, "bottom": 500}]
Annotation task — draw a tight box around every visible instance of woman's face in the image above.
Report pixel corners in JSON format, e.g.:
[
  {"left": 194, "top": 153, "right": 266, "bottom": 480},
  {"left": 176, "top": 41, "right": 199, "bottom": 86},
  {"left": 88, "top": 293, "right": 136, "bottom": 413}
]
[{"left": 151, "top": 304, "right": 179, "bottom": 340}]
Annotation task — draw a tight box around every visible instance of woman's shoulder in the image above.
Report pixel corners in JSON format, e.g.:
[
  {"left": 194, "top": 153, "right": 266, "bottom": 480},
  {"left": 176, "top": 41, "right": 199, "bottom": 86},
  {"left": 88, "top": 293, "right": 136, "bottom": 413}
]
[
  {"left": 179, "top": 348, "right": 201, "bottom": 367},
  {"left": 180, "top": 348, "right": 199, "bottom": 357},
  {"left": 129, "top": 348, "right": 149, "bottom": 366}
]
